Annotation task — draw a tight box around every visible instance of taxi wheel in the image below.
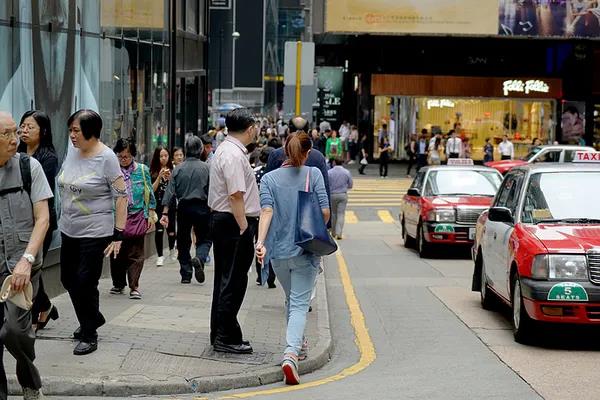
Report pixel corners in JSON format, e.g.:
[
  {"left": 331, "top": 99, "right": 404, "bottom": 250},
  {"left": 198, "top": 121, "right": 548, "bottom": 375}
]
[
  {"left": 416, "top": 223, "right": 431, "bottom": 258},
  {"left": 512, "top": 276, "right": 536, "bottom": 344},
  {"left": 480, "top": 257, "right": 496, "bottom": 310},
  {"left": 402, "top": 217, "right": 415, "bottom": 248}
]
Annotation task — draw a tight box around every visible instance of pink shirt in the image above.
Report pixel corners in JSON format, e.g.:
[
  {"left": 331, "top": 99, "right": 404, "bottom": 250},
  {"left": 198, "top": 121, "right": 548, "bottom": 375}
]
[{"left": 208, "top": 135, "right": 261, "bottom": 216}]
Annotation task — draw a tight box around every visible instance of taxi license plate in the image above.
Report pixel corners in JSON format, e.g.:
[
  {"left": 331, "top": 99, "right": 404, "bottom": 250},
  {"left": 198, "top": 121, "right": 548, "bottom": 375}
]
[{"left": 469, "top": 228, "right": 476, "bottom": 240}]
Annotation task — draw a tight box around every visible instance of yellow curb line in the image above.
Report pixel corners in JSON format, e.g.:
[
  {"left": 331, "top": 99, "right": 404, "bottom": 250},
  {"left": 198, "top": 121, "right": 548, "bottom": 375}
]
[{"left": 204, "top": 248, "right": 376, "bottom": 399}]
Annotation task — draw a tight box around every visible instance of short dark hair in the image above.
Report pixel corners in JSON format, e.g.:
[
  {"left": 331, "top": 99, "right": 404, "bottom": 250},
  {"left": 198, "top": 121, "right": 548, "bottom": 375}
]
[
  {"left": 185, "top": 135, "right": 203, "bottom": 158},
  {"left": 113, "top": 137, "right": 137, "bottom": 157},
  {"left": 18, "top": 110, "right": 55, "bottom": 151},
  {"left": 259, "top": 146, "right": 272, "bottom": 164},
  {"left": 225, "top": 108, "right": 255, "bottom": 133},
  {"left": 200, "top": 133, "right": 212, "bottom": 146},
  {"left": 330, "top": 158, "right": 343, "bottom": 166},
  {"left": 68, "top": 109, "right": 102, "bottom": 140},
  {"left": 289, "top": 116, "right": 309, "bottom": 133}
]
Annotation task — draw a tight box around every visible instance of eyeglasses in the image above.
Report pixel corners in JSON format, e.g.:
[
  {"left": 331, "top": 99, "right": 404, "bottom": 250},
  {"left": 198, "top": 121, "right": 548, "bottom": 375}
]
[
  {"left": 118, "top": 154, "right": 132, "bottom": 160},
  {"left": 0, "top": 129, "right": 17, "bottom": 140}
]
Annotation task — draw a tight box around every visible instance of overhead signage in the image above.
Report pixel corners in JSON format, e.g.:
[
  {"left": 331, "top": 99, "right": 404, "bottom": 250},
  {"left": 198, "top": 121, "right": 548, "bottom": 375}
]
[
  {"left": 502, "top": 80, "right": 549, "bottom": 97},
  {"left": 326, "top": 0, "right": 498, "bottom": 35},
  {"left": 209, "top": 0, "right": 231, "bottom": 9},
  {"left": 426, "top": 99, "right": 455, "bottom": 110},
  {"left": 573, "top": 151, "right": 600, "bottom": 162}
]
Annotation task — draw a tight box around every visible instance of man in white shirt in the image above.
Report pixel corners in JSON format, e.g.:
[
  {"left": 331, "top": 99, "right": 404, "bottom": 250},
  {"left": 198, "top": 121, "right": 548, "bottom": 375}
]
[
  {"left": 208, "top": 108, "right": 260, "bottom": 355},
  {"left": 445, "top": 130, "right": 462, "bottom": 159},
  {"left": 498, "top": 135, "right": 514, "bottom": 160}
]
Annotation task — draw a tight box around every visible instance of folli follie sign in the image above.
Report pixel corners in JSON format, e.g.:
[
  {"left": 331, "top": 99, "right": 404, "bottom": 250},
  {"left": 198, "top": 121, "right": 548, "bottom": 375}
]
[{"left": 371, "top": 75, "right": 562, "bottom": 99}]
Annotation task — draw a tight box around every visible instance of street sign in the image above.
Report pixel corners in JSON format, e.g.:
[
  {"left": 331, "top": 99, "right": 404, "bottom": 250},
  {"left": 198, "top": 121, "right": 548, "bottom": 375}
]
[
  {"left": 283, "top": 85, "right": 316, "bottom": 123},
  {"left": 209, "top": 0, "right": 231, "bottom": 9},
  {"left": 283, "top": 42, "right": 315, "bottom": 86}
]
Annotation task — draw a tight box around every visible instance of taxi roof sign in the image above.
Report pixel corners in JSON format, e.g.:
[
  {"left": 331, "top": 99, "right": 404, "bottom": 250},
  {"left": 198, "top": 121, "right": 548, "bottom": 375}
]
[
  {"left": 447, "top": 158, "right": 474, "bottom": 166},
  {"left": 573, "top": 151, "right": 600, "bottom": 162}
]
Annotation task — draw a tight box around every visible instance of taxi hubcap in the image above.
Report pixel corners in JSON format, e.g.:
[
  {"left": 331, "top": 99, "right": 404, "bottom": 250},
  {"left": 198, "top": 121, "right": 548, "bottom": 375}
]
[{"left": 513, "top": 280, "right": 521, "bottom": 330}]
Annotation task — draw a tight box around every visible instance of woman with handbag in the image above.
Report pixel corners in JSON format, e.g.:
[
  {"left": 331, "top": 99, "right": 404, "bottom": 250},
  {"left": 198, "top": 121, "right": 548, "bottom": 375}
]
[
  {"left": 255, "top": 132, "right": 330, "bottom": 385},
  {"left": 110, "top": 138, "right": 157, "bottom": 300}
]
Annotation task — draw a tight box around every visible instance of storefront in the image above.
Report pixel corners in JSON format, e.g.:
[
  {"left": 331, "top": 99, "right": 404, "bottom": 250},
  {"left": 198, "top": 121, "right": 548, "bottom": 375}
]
[{"left": 372, "top": 75, "right": 562, "bottom": 161}]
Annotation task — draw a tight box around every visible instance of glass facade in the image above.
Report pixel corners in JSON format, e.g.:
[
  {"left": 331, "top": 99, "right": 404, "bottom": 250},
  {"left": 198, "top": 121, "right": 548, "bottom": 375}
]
[
  {"left": 0, "top": 0, "right": 171, "bottom": 164},
  {"left": 374, "top": 95, "right": 556, "bottom": 161}
]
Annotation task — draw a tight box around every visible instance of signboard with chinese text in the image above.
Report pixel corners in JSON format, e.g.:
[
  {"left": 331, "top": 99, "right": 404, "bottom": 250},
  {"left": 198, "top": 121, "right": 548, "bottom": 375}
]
[{"left": 326, "top": 0, "right": 498, "bottom": 35}]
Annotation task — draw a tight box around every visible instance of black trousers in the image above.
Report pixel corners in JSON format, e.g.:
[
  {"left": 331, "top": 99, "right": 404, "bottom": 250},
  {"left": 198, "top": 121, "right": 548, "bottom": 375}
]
[
  {"left": 209, "top": 212, "right": 258, "bottom": 345},
  {"left": 379, "top": 158, "right": 389, "bottom": 177},
  {"left": 60, "top": 234, "right": 110, "bottom": 342},
  {"left": 416, "top": 154, "right": 427, "bottom": 171},
  {"left": 155, "top": 204, "right": 176, "bottom": 257},
  {"left": 406, "top": 155, "right": 416, "bottom": 175},
  {"left": 177, "top": 200, "right": 211, "bottom": 280},
  {"left": 31, "top": 230, "right": 54, "bottom": 324},
  {"left": 0, "top": 270, "right": 42, "bottom": 398}
]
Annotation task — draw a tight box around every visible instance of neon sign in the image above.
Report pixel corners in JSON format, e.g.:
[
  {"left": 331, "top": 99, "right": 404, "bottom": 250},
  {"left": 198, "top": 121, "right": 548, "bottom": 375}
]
[
  {"left": 427, "top": 99, "right": 455, "bottom": 110},
  {"left": 503, "top": 80, "right": 549, "bottom": 96}
]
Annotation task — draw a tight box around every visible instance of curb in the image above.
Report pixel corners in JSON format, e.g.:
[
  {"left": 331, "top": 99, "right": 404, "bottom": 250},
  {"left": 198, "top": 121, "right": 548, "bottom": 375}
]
[{"left": 9, "top": 274, "right": 333, "bottom": 397}]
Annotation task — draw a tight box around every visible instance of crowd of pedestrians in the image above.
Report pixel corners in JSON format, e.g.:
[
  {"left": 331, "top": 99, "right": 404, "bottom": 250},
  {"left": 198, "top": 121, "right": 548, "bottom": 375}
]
[{"left": 0, "top": 106, "right": 376, "bottom": 398}]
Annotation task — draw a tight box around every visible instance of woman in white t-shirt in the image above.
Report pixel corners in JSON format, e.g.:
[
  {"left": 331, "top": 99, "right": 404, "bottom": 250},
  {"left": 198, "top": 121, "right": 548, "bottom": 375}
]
[{"left": 57, "top": 109, "right": 128, "bottom": 356}]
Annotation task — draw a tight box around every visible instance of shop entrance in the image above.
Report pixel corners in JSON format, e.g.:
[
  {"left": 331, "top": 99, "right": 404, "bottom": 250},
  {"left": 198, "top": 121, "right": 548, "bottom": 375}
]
[{"left": 371, "top": 74, "right": 561, "bottom": 161}]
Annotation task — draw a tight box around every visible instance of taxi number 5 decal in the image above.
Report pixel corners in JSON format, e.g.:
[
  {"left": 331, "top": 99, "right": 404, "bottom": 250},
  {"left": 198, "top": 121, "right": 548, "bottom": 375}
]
[{"left": 547, "top": 282, "right": 589, "bottom": 302}]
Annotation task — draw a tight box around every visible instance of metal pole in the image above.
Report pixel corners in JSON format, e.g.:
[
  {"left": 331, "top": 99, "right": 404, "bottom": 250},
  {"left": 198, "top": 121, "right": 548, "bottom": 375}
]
[
  {"left": 218, "top": 28, "right": 223, "bottom": 106},
  {"left": 295, "top": 41, "right": 302, "bottom": 116}
]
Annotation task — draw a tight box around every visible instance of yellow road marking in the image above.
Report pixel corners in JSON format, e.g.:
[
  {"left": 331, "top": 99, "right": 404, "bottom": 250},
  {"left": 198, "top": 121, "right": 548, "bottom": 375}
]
[
  {"left": 377, "top": 210, "right": 395, "bottom": 224},
  {"left": 345, "top": 210, "right": 358, "bottom": 224},
  {"left": 207, "top": 249, "right": 376, "bottom": 399}
]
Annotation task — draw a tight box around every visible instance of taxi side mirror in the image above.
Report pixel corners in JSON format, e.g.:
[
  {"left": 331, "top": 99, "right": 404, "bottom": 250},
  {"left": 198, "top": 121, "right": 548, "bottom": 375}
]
[
  {"left": 407, "top": 188, "right": 421, "bottom": 197},
  {"left": 488, "top": 207, "right": 513, "bottom": 224}
]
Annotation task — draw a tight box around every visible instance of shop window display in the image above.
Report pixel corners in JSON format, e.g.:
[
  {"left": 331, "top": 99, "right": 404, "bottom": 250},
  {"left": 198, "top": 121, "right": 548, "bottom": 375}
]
[{"left": 374, "top": 96, "right": 555, "bottom": 161}]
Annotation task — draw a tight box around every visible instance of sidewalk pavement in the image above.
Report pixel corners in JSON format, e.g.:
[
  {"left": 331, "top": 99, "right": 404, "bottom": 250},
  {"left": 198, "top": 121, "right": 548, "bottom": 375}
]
[{"left": 7, "top": 252, "right": 332, "bottom": 397}]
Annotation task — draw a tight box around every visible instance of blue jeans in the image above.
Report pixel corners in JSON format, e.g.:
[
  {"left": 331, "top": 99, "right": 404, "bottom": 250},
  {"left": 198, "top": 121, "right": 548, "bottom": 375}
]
[{"left": 272, "top": 254, "right": 319, "bottom": 356}]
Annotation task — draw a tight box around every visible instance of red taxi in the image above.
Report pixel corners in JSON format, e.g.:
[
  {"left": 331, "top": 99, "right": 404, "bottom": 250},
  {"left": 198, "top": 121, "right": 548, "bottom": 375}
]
[
  {"left": 401, "top": 163, "right": 503, "bottom": 258},
  {"left": 472, "top": 159, "right": 600, "bottom": 344},
  {"left": 485, "top": 145, "right": 595, "bottom": 175}
]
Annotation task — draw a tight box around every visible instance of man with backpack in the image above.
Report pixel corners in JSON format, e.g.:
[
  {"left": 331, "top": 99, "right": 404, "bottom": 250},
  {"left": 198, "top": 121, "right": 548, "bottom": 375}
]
[{"left": 0, "top": 112, "right": 52, "bottom": 399}]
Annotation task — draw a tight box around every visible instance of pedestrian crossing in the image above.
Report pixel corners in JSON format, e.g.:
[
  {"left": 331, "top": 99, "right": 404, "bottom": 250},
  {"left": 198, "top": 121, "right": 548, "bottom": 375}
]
[
  {"left": 341, "top": 177, "right": 412, "bottom": 224},
  {"left": 348, "top": 177, "right": 411, "bottom": 207}
]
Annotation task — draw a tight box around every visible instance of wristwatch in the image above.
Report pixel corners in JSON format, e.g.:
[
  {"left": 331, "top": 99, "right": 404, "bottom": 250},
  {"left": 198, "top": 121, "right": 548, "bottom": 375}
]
[{"left": 22, "top": 253, "right": 35, "bottom": 264}]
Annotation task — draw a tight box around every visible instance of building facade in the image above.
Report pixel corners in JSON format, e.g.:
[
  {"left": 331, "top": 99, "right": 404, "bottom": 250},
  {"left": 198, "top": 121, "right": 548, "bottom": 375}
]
[
  {"left": 0, "top": 0, "right": 208, "bottom": 163},
  {"left": 312, "top": 0, "right": 600, "bottom": 160}
]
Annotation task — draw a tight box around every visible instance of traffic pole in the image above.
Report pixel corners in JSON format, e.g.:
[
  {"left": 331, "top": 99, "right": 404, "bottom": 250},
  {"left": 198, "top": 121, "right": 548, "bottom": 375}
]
[{"left": 295, "top": 41, "right": 302, "bottom": 116}]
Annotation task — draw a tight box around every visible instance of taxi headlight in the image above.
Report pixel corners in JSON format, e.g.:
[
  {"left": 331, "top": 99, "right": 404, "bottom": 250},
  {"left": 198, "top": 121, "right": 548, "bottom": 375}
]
[
  {"left": 426, "top": 209, "right": 455, "bottom": 223},
  {"left": 549, "top": 255, "right": 587, "bottom": 280},
  {"left": 532, "top": 255, "right": 588, "bottom": 280}
]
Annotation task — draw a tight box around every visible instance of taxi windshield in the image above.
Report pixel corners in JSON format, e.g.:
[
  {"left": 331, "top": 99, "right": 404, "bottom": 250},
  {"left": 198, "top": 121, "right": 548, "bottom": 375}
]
[
  {"left": 424, "top": 170, "right": 502, "bottom": 197},
  {"left": 523, "top": 146, "right": 542, "bottom": 161},
  {"left": 522, "top": 172, "right": 600, "bottom": 224}
]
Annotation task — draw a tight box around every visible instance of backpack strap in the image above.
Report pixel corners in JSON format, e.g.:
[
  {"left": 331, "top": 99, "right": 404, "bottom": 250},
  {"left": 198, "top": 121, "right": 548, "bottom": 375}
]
[
  {"left": 19, "top": 153, "right": 32, "bottom": 197},
  {"left": 0, "top": 154, "right": 31, "bottom": 197}
]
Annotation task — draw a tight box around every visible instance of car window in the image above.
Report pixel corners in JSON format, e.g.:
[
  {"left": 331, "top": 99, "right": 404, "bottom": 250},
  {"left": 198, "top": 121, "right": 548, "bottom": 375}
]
[
  {"left": 564, "top": 150, "right": 577, "bottom": 162},
  {"left": 423, "top": 170, "right": 501, "bottom": 197},
  {"left": 534, "top": 150, "right": 561, "bottom": 163},
  {"left": 411, "top": 171, "right": 426, "bottom": 190},
  {"left": 494, "top": 171, "right": 524, "bottom": 212}
]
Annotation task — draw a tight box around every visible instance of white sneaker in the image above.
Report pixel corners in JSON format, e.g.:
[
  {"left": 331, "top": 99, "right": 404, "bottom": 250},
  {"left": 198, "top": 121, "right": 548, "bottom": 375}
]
[
  {"left": 169, "top": 250, "right": 178, "bottom": 261},
  {"left": 156, "top": 256, "right": 164, "bottom": 267}
]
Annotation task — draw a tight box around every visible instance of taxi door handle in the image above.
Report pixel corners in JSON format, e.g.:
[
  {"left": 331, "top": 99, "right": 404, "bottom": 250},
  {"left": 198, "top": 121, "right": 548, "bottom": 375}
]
[{"left": 493, "top": 233, "right": 497, "bottom": 240}]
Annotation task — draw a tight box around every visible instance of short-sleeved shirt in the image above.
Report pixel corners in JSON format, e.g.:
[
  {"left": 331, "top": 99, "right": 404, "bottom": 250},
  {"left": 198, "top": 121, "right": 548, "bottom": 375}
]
[
  {"left": 208, "top": 136, "right": 261, "bottom": 216},
  {"left": 57, "top": 144, "right": 126, "bottom": 238},
  {"left": 0, "top": 154, "right": 53, "bottom": 204}
]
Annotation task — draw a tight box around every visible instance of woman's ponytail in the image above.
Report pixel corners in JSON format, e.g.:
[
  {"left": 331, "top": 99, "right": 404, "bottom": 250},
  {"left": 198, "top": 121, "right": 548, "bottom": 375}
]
[{"left": 284, "top": 132, "right": 312, "bottom": 167}]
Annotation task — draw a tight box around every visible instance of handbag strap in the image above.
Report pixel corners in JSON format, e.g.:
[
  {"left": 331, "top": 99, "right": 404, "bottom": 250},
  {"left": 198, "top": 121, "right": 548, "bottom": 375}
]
[
  {"left": 140, "top": 164, "right": 150, "bottom": 210},
  {"left": 304, "top": 167, "right": 311, "bottom": 192}
]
